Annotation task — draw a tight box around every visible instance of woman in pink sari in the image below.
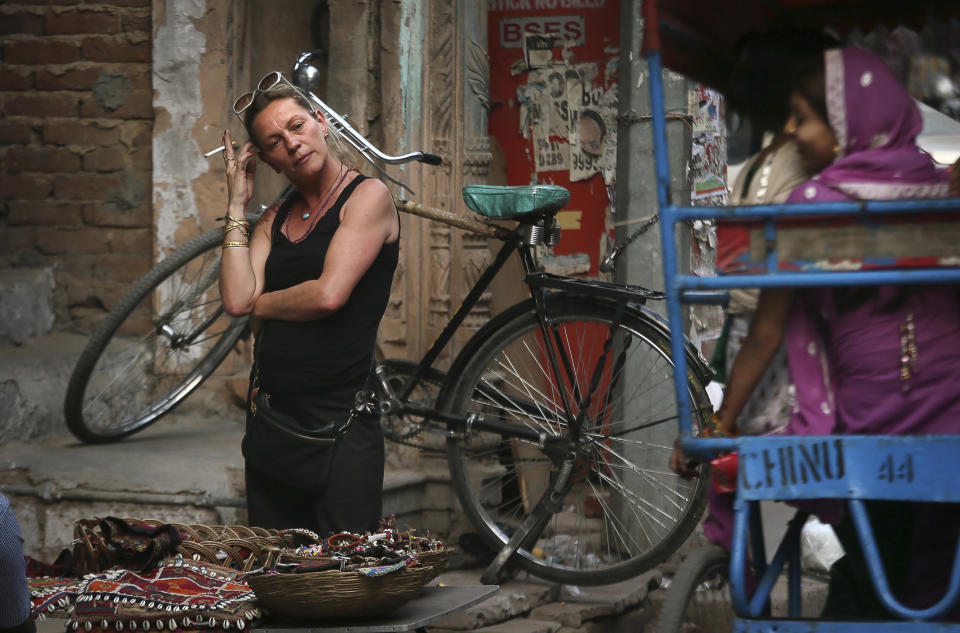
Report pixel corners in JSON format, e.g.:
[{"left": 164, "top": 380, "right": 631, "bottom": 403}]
[
  {"left": 674, "top": 47, "right": 960, "bottom": 618},
  {"left": 780, "top": 46, "right": 960, "bottom": 619}
]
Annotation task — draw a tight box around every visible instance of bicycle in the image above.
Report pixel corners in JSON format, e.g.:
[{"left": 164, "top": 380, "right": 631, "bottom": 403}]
[
  {"left": 656, "top": 544, "right": 734, "bottom": 633},
  {"left": 64, "top": 51, "right": 714, "bottom": 587}
]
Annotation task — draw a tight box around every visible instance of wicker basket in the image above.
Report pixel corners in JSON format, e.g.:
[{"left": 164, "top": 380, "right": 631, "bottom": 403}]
[
  {"left": 175, "top": 538, "right": 282, "bottom": 573},
  {"left": 415, "top": 549, "right": 451, "bottom": 581},
  {"left": 72, "top": 518, "right": 287, "bottom": 576},
  {"left": 246, "top": 565, "right": 434, "bottom": 620}
]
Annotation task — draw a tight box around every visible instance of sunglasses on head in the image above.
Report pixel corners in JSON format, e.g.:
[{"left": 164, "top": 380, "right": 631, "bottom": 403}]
[{"left": 232, "top": 71, "right": 313, "bottom": 122}]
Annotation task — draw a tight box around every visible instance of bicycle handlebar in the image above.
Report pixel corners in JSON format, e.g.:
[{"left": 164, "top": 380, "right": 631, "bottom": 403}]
[{"left": 293, "top": 51, "right": 443, "bottom": 169}]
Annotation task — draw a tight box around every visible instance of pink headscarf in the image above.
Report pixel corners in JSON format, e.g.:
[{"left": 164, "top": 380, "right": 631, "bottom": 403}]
[{"left": 790, "top": 47, "right": 950, "bottom": 204}]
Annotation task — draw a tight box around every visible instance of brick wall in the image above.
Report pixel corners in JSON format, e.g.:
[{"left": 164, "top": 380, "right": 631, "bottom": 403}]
[{"left": 0, "top": 1, "right": 153, "bottom": 333}]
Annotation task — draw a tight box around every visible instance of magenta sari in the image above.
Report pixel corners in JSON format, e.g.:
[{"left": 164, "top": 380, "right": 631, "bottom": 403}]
[
  {"left": 783, "top": 47, "right": 957, "bottom": 439},
  {"left": 782, "top": 48, "right": 960, "bottom": 616}
]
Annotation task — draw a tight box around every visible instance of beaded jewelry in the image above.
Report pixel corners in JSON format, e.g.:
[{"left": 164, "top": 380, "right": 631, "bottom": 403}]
[
  {"left": 327, "top": 532, "right": 362, "bottom": 550},
  {"left": 899, "top": 309, "right": 918, "bottom": 391}
]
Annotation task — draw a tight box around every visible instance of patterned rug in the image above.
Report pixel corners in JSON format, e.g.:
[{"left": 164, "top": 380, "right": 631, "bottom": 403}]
[
  {"left": 70, "top": 558, "right": 259, "bottom": 632},
  {"left": 29, "top": 576, "right": 85, "bottom": 620}
]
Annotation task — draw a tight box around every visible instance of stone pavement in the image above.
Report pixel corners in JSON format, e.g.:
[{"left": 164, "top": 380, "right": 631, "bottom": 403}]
[
  {"left": 8, "top": 411, "right": 829, "bottom": 632},
  {"left": 426, "top": 569, "right": 661, "bottom": 633}
]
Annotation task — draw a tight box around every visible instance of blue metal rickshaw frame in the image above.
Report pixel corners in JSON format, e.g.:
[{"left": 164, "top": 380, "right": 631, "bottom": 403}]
[{"left": 641, "top": 0, "right": 960, "bottom": 629}]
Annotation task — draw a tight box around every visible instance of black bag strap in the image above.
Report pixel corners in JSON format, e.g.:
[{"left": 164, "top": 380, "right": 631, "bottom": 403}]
[
  {"left": 250, "top": 331, "right": 376, "bottom": 444},
  {"left": 251, "top": 392, "right": 339, "bottom": 445}
]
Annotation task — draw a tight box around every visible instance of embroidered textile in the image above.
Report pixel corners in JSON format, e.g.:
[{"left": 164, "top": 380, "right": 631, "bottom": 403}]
[
  {"left": 26, "top": 551, "right": 74, "bottom": 578},
  {"left": 97, "top": 517, "right": 182, "bottom": 572},
  {"left": 70, "top": 559, "right": 259, "bottom": 633},
  {"left": 29, "top": 577, "right": 84, "bottom": 620}
]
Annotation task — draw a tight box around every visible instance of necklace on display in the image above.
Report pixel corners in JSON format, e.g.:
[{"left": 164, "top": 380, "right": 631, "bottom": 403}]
[{"left": 302, "top": 164, "right": 348, "bottom": 220}]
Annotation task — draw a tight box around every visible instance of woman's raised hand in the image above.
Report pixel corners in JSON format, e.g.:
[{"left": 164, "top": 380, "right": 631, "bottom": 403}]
[{"left": 223, "top": 129, "right": 257, "bottom": 212}]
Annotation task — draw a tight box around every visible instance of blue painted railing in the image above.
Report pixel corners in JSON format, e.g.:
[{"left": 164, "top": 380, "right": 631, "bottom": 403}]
[{"left": 645, "top": 17, "right": 960, "bottom": 630}]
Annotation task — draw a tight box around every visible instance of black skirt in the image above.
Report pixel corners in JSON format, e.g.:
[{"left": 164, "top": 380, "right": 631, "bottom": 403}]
[{"left": 242, "top": 381, "right": 384, "bottom": 537}]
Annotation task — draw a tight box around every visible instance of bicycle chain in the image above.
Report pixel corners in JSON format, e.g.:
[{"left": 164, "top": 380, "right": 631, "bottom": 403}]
[{"left": 384, "top": 418, "right": 441, "bottom": 452}]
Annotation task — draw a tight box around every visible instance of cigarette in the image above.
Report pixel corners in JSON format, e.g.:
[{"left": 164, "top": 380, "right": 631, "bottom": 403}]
[{"left": 204, "top": 141, "right": 239, "bottom": 158}]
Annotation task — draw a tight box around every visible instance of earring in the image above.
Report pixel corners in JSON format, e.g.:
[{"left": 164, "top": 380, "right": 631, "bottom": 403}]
[
  {"left": 784, "top": 121, "right": 796, "bottom": 135},
  {"left": 833, "top": 143, "right": 841, "bottom": 156}
]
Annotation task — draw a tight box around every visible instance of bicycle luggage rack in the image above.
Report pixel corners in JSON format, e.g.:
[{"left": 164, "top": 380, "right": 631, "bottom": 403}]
[{"left": 524, "top": 271, "right": 666, "bottom": 303}]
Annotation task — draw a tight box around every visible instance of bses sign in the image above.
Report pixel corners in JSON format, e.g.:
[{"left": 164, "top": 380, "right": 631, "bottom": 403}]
[{"left": 499, "top": 16, "right": 585, "bottom": 48}]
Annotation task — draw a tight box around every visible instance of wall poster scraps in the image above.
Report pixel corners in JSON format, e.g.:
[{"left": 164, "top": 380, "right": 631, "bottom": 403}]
[{"left": 488, "top": 0, "right": 619, "bottom": 275}]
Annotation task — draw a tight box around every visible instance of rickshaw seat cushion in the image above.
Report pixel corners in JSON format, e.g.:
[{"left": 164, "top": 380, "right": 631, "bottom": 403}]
[{"left": 462, "top": 185, "right": 569, "bottom": 220}]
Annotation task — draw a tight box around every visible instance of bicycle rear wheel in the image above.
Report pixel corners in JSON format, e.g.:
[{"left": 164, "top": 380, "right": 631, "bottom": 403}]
[
  {"left": 657, "top": 545, "right": 733, "bottom": 633},
  {"left": 441, "top": 296, "right": 711, "bottom": 585},
  {"left": 64, "top": 228, "right": 246, "bottom": 443}
]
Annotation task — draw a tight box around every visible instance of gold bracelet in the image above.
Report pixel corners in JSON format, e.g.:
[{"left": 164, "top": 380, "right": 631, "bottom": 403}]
[
  {"left": 702, "top": 412, "right": 739, "bottom": 438},
  {"left": 222, "top": 241, "right": 249, "bottom": 249},
  {"left": 221, "top": 216, "right": 251, "bottom": 238}
]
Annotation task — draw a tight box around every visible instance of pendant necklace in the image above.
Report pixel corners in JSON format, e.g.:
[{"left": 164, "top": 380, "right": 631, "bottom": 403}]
[{"left": 302, "top": 164, "right": 348, "bottom": 221}]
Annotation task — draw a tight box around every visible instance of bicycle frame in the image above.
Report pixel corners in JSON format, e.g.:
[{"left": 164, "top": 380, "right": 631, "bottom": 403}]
[{"left": 377, "top": 218, "right": 670, "bottom": 442}]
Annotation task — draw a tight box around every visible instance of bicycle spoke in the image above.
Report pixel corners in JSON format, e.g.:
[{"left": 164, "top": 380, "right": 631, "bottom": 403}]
[
  {"left": 475, "top": 372, "right": 564, "bottom": 434},
  {"left": 497, "top": 347, "right": 568, "bottom": 428},
  {"left": 588, "top": 474, "right": 657, "bottom": 552},
  {"left": 81, "top": 345, "right": 152, "bottom": 415},
  {"left": 594, "top": 433, "right": 677, "bottom": 451},
  {"left": 519, "top": 338, "right": 567, "bottom": 427},
  {"left": 597, "top": 440, "right": 695, "bottom": 509}
]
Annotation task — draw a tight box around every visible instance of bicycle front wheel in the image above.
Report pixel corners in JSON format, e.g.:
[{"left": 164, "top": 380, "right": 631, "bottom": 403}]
[
  {"left": 442, "top": 296, "right": 710, "bottom": 585},
  {"left": 657, "top": 545, "right": 733, "bottom": 633},
  {"left": 64, "top": 228, "right": 247, "bottom": 443}
]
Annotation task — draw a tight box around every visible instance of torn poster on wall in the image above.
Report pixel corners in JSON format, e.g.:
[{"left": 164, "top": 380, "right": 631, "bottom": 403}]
[
  {"left": 687, "top": 84, "right": 727, "bottom": 354},
  {"left": 523, "top": 33, "right": 555, "bottom": 68},
  {"left": 517, "top": 62, "right": 618, "bottom": 184},
  {"left": 488, "top": 0, "right": 619, "bottom": 277},
  {"left": 689, "top": 84, "right": 727, "bottom": 203}
]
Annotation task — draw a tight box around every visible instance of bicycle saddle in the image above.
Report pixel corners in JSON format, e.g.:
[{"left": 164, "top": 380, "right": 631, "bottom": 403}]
[{"left": 462, "top": 185, "right": 569, "bottom": 220}]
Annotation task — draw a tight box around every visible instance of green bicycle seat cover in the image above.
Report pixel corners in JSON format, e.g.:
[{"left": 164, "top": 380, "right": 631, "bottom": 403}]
[{"left": 461, "top": 185, "right": 569, "bottom": 220}]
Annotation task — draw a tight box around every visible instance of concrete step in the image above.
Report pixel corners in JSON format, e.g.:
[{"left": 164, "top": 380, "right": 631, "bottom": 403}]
[
  {"left": 0, "top": 331, "right": 87, "bottom": 442},
  {"left": 0, "top": 412, "right": 451, "bottom": 562},
  {"left": 427, "top": 568, "right": 661, "bottom": 633}
]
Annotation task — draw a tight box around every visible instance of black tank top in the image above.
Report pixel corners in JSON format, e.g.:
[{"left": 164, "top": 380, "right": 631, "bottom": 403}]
[{"left": 258, "top": 175, "right": 399, "bottom": 394}]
